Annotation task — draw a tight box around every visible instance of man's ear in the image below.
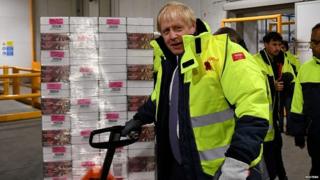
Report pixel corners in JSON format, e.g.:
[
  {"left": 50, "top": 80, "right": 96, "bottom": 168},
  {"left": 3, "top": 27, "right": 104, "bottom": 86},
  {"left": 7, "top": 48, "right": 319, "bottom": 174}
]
[{"left": 190, "top": 23, "right": 196, "bottom": 34}]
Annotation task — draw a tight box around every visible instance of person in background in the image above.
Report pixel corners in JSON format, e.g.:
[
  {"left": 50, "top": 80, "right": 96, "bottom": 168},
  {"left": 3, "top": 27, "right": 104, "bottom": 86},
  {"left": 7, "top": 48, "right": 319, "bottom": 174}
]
[
  {"left": 214, "top": 27, "right": 248, "bottom": 51},
  {"left": 290, "top": 23, "right": 320, "bottom": 176},
  {"left": 121, "top": 1, "right": 270, "bottom": 179},
  {"left": 281, "top": 40, "right": 301, "bottom": 135},
  {"left": 254, "top": 32, "right": 296, "bottom": 180},
  {"left": 281, "top": 40, "right": 301, "bottom": 75}
]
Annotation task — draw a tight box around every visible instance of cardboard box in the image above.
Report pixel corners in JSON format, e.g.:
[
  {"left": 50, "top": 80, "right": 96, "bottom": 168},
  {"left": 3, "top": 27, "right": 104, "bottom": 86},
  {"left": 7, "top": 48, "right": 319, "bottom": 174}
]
[
  {"left": 127, "top": 81, "right": 153, "bottom": 88},
  {"left": 70, "top": 88, "right": 99, "bottom": 98},
  {"left": 70, "top": 112, "right": 99, "bottom": 122},
  {"left": 99, "top": 48, "right": 127, "bottom": 57},
  {"left": 70, "top": 65, "right": 99, "bottom": 81},
  {"left": 99, "top": 17, "right": 127, "bottom": 33},
  {"left": 70, "top": 25, "right": 98, "bottom": 33},
  {"left": 41, "top": 33, "right": 70, "bottom": 42},
  {"left": 41, "top": 41, "right": 69, "bottom": 50},
  {"left": 100, "top": 72, "right": 127, "bottom": 81},
  {"left": 99, "top": 40, "right": 127, "bottom": 49},
  {"left": 71, "top": 128, "right": 98, "bottom": 145},
  {"left": 40, "top": 25, "right": 69, "bottom": 33},
  {"left": 127, "top": 96, "right": 149, "bottom": 111},
  {"left": 41, "top": 66, "right": 70, "bottom": 83},
  {"left": 41, "top": 82, "right": 70, "bottom": 98},
  {"left": 99, "top": 33, "right": 127, "bottom": 41},
  {"left": 41, "top": 17, "right": 69, "bottom": 25},
  {"left": 99, "top": 80, "right": 127, "bottom": 89},
  {"left": 42, "top": 130, "right": 71, "bottom": 146},
  {"left": 127, "top": 33, "right": 154, "bottom": 49},
  {"left": 71, "top": 120, "right": 100, "bottom": 131},
  {"left": 70, "top": 48, "right": 98, "bottom": 58},
  {"left": 69, "top": 41, "right": 98, "bottom": 49},
  {"left": 99, "top": 87, "right": 127, "bottom": 96},
  {"left": 41, "top": 98, "right": 70, "bottom": 115},
  {"left": 127, "top": 87, "right": 153, "bottom": 96},
  {"left": 127, "top": 26, "right": 154, "bottom": 33},
  {"left": 100, "top": 111, "right": 127, "bottom": 121},
  {"left": 70, "top": 17, "right": 97, "bottom": 25},
  {"left": 72, "top": 144, "right": 100, "bottom": 158},
  {"left": 99, "top": 57, "right": 127, "bottom": 65},
  {"left": 69, "top": 33, "right": 98, "bottom": 42},
  {"left": 127, "top": 18, "right": 153, "bottom": 26},
  {"left": 127, "top": 64, "right": 153, "bottom": 81},
  {"left": 70, "top": 97, "right": 100, "bottom": 113},
  {"left": 99, "top": 17, "right": 127, "bottom": 25},
  {"left": 100, "top": 103, "right": 127, "bottom": 112},
  {"left": 127, "top": 49, "right": 153, "bottom": 57},
  {"left": 43, "top": 160, "right": 72, "bottom": 178},
  {"left": 42, "top": 114, "right": 71, "bottom": 130},
  {"left": 127, "top": 56, "right": 153, "bottom": 65},
  {"left": 41, "top": 50, "right": 70, "bottom": 65},
  {"left": 70, "top": 80, "right": 98, "bottom": 89},
  {"left": 99, "top": 64, "right": 127, "bottom": 73},
  {"left": 43, "top": 145, "right": 72, "bottom": 162},
  {"left": 99, "top": 25, "right": 127, "bottom": 33},
  {"left": 70, "top": 58, "right": 98, "bottom": 65}
]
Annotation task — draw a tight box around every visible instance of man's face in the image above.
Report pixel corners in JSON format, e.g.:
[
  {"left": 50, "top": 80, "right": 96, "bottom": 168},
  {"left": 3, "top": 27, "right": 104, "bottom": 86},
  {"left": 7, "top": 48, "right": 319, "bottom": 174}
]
[
  {"left": 310, "top": 28, "right": 320, "bottom": 59},
  {"left": 159, "top": 17, "right": 195, "bottom": 55},
  {"left": 264, "top": 39, "right": 282, "bottom": 58}
]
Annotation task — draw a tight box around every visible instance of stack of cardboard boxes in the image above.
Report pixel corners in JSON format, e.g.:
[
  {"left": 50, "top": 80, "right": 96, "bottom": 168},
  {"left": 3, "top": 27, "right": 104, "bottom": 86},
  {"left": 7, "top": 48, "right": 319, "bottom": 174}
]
[
  {"left": 40, "top": 17, "right": 72, "bottom": 180},
  {"left": 126, "top": 17, "right": 156, "bottom": 180}
]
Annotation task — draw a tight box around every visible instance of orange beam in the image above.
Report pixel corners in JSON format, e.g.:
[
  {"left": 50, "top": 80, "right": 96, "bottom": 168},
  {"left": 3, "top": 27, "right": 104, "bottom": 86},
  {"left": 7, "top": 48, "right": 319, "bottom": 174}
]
[
  {"left": 0, "top": 93, "right": 41, "bottom": 100},
  {"left": 0, "top": 111, "right": 41, "bottom": 122},
  {"left": 221, "top": 14, "right": 282, "bottom": 33},
  {"left": 0, "top": 73, "right": 40, "bottom": 78}
]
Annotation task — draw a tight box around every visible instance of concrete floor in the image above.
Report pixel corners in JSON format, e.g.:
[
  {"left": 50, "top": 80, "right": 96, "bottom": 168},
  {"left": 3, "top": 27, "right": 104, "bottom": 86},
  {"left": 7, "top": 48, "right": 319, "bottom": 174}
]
[{"left": 0, "top": 100, "right": 312, "bottom": 180}]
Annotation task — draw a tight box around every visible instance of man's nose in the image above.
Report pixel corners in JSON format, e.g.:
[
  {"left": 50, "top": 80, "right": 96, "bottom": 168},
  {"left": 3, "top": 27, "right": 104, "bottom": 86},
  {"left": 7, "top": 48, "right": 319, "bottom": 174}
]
[{"left": 169, "top": 31, "right": 178, "bottom": 39}]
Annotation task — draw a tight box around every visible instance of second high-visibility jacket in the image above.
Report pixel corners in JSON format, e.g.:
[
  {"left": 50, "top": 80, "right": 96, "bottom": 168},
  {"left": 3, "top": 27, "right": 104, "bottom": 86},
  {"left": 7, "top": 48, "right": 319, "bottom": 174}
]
[
  {"left": 135, "top": 22, "right": 269, "bottom": 178},
  {"left": 254, "top": 50, "right": 296, "bottom": 141},
  {"left": 290, "top": 56, "right": 320, "bottom": 138}
]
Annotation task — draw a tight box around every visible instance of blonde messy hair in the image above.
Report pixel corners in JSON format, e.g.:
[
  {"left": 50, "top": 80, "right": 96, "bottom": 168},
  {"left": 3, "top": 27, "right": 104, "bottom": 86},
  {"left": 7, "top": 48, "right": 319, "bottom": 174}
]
[{"left": 157, "top": 1, "right": 196, "bottom": 32}]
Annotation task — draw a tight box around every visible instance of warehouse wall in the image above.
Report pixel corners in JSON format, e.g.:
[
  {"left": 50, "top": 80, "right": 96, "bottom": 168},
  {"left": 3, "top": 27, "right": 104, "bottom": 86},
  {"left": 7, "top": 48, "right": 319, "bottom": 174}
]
[{"left": 0, "top": 0, "right": 32, "bottom": 69}]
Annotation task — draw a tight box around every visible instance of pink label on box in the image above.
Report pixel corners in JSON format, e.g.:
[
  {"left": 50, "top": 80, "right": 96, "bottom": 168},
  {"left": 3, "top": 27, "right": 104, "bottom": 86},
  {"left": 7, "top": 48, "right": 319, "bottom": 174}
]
[
  {"left": 51, "top": 115, "right": 65, "bottom": 122},
  {"left": 79, "top": 67, "right": 93, "bottom": 73},
  {"left": 77, "top": 35, "right": 91, "bottom": 41},
  {"left": 80, "top": 130, "right": 92, "bottom": 137},
  {"left": 106, "top": 19, "right": 120, "bottom": 25},
  {"left": 52, "top": 146, "right": 66, "bottom": 153},
  {"left": 47, "top": 83, "right": 62, "bottom": 90},
  {"left": 50, "top": 51, "right": 65, "bottom": 58},
  {"left": 106, "top": 113, "right": 119, "bottom": 121},
  {"left": 49, "top": 18, "right": 64, "bottom": 25},
  {"left": 108, "top": 81, "right": 123, "bottom": 88},
  {"left": 77, "top": 98, "right": 91, "bottom": 105},
  {"left": 81, "top": 161, "right": 96, "bottom": 167}
]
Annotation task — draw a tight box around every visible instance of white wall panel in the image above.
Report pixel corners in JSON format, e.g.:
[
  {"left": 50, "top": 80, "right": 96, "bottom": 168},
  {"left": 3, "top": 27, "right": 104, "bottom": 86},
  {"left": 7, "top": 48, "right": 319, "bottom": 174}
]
[
  {"left": 295, "top": 1, "right": 320, "bottom": 63},
  {"left": 0, "top": 0, "right": 31, "bottom": 69}
]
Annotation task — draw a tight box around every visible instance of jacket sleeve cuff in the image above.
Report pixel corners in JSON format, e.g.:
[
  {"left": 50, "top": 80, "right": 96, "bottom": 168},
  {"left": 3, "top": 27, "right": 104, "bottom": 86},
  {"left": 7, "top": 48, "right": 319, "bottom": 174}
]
[{"left": 225, "top": 115, "right": 268, "bottom": 164}]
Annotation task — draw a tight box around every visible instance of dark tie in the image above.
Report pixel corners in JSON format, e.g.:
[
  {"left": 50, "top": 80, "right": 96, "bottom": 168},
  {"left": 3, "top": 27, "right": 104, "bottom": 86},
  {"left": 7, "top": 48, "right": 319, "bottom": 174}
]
[{"left": 169, "top": 67, "right": 182, "bottom": 164}]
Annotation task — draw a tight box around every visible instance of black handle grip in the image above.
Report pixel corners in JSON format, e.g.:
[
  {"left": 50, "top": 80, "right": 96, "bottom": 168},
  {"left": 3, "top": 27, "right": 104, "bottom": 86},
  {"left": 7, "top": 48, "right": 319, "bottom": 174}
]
[{"left": 89, "top": 126, "right": 138, "bottom": 149}]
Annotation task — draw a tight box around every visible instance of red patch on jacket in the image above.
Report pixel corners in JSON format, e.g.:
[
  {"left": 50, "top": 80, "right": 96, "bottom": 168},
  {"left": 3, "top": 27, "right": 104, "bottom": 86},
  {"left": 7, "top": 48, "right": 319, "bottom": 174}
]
[
  {"left": 204, "top": 61, "right": 212, "bottom": 70},
  {"left": 232, "top": 52, "right": 245, "bottom": 61}
]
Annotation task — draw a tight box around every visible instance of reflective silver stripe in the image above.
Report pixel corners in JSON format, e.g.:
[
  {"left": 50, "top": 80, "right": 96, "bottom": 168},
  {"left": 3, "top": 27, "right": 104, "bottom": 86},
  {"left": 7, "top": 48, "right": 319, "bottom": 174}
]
[
  {"left": 191, "top": 108, "right": 234, "bottom": 127},
  {"left": 199, "top": 145, "right": 229, "bottom": 161}
]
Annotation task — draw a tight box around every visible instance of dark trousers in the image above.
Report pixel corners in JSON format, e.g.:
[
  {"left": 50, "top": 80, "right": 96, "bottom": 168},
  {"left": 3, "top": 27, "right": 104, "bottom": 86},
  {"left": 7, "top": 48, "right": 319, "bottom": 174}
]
[
  {"left": 307, "top": 136, "right": 320, "bottom": 176},
  {"left": 263, "top": 124, "right": 287, "bottom": 180}
]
